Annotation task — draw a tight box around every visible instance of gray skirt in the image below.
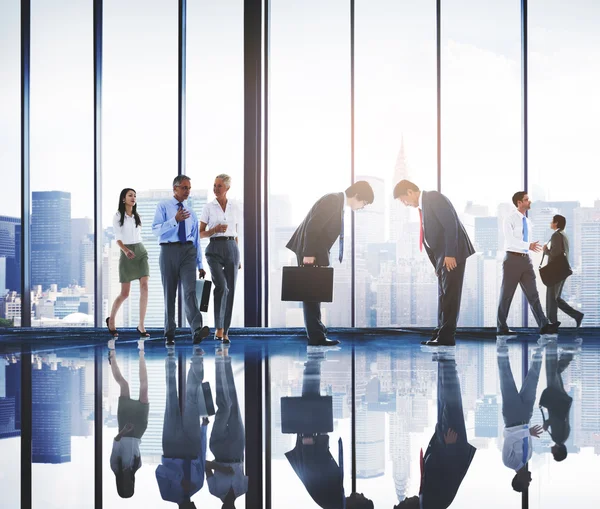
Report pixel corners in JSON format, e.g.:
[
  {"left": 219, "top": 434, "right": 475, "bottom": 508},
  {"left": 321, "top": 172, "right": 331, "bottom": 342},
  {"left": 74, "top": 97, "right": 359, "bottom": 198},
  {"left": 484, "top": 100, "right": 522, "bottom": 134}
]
[
  {"left": 117, "top": 396, "right": 149, "bottom": 438},
  {"left": 119, "top": 243, "right": 150, "bottom": 283}
]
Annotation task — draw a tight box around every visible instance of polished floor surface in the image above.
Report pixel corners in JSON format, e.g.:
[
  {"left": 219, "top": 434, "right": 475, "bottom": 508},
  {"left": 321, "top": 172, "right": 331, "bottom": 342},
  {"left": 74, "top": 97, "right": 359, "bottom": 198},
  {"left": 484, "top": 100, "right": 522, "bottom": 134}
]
[{"left": 0, "top": 331, "right": 598, "bottom": 508}]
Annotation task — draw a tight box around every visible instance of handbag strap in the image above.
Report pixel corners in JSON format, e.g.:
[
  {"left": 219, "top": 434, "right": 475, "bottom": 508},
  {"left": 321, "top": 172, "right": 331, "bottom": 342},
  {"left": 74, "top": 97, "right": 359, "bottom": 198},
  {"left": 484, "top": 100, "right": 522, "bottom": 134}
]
[{"left": 539, "top": 251, "right": 546, "bottom": 270}]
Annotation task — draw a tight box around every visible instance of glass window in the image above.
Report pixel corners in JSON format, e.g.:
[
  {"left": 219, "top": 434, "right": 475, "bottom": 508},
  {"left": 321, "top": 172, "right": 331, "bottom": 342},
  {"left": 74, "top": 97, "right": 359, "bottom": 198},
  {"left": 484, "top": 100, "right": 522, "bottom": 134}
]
[
  {"left": 0, "top": 0, "right": 22, "bottom": 329},
  {"left": 268, "top": 0, "right": 352, "bottom": 327},
  {"left": 102, "top": 0, "right": 178, "bottom": 330},
  {"left": 441, "top": 0, "right": 523, "bottom": 328},
  {"left": 528, "top": 0, "right": 600, "bottom": 327},
  {"left": 0, "top": 352, "right": 21, "bottom": 507},
  {"left": 32, "top": 347, "right": 96, "bottom": 508},
  {"left": 354, "top": 0, "right": 437, "bottom": 327},
  {"left": 187, "top": 0, "right": 245, "bottom": 328},
  {"left": 30, "top": 0, "right": 95, "bottom": 328}
]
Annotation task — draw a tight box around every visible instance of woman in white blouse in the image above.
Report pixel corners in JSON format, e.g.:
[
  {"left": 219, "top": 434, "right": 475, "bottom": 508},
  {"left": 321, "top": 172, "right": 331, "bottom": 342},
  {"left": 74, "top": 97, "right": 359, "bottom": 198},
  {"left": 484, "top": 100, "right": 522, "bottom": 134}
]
[
  {"left": 200, "top": 174, "right": 241, "bottom": 343},
  {"left": 106, "top": 188, "right": 151, "bottom": 337}
]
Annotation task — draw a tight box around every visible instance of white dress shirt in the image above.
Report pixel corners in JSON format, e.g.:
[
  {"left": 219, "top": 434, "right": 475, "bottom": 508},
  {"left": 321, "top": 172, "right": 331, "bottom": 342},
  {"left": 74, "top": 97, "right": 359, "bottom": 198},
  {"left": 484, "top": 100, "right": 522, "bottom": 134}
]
[
  {"left": 110, "top": 437, "right": 141, "bottom": 474},
  {"left": 200, "top": 199, "right": 240, "bottom": 238},
  {"left": 503, "top": 209, "right": 531, "bottom": 254},
  {"left": 113, "top": 212, "right": 142, "bottom": 245},
  {"left": 207, "top": 462, "right": 249, "bottom": 501},
  {"left": 502, "top": 425, "right": 532, "bottom": 471}
]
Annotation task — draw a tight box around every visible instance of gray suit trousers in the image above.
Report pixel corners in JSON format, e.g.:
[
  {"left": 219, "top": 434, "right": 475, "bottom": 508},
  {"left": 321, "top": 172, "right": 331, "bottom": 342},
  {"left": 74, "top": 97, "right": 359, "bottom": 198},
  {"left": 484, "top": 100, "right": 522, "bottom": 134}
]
[
  {"left": 159, "top": 243, "right": 203, "bottom": 337},
  {"left": 497, "top": 253, "right": 548, "bottom": 331}
]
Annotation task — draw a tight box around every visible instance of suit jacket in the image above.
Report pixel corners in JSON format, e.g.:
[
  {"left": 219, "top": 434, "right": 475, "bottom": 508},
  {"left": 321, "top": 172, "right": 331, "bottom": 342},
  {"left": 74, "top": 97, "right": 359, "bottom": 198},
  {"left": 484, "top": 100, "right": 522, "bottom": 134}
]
[
  {"left": 540, "top": 387, "right": 572, "bottom": 445},
  {"left": 421, "top": 434, "right": 476, "bottom": 509},
  {"left": 547, "top": 230, "right": 569, "bottom": 264},
  {"left": 285, "top": 435, "right": 344, "bottom": 509},
  {"left": 286, "top": 192, "right": 345, "bottom": 267},
  {"left": 421, "top": 191, "right": 475, "bottom": 271}
]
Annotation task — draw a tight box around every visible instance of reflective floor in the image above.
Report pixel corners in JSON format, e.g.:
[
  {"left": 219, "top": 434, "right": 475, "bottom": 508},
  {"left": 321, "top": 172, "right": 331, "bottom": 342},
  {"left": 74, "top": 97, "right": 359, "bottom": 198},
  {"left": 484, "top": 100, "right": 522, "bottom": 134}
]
[{"left": 1, "top": 332, "right": 599, "bottom": 508}]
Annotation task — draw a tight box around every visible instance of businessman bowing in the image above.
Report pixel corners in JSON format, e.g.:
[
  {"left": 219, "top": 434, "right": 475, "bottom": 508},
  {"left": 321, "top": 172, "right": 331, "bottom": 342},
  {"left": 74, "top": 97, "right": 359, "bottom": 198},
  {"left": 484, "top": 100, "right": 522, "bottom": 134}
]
[
  {"left": 287, "top": 181, "right": 374, "bottom": 347},
  {"left": 394, "top": 180, "right": 475, "bottom": 346}
]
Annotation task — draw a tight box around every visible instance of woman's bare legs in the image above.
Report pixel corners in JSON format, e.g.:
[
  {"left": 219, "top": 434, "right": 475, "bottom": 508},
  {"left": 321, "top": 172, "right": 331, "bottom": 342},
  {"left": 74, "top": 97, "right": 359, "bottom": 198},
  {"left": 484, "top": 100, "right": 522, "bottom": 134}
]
[
  {"left": 109, "top": 282, "right": 131, "bottom": 331},
  {"left": 109, "top": 346, "right": 130, "bottom": 399},
  {"left": 138, "top": 341, "right": 149, "bottom": 404},
  {"left": 138, "top": 276, "right": 149, "bottom": 333}
]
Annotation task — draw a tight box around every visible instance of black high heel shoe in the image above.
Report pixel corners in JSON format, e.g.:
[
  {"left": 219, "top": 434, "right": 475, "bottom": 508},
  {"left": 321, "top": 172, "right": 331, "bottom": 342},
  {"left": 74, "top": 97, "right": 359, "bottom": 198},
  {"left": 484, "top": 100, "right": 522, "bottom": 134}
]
[
  {"left": 137, "top": 328, "right": 150, "bottom": 338},
  {"left": 106, "top": 317, "right": 118, "bottom": 337}
]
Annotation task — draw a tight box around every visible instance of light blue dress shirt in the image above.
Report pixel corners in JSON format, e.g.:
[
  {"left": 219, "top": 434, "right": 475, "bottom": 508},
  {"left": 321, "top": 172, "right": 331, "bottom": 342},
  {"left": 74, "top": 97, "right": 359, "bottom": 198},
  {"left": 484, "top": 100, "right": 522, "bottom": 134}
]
[{"left": 152, "top": 197, "right": 204, "bottom": 270}]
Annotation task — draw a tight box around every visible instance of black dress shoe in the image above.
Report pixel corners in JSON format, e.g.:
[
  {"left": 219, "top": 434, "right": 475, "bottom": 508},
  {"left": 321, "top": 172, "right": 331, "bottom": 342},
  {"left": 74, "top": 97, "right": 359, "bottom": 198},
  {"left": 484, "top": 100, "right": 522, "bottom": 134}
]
[
  {"left": 421, "top": 338, "right": 455, "bottom": 347},
  {"left": 308, "top": 338, "right": 340, "bottom": 347},
  {"left": 165, "top": 335, "right": 175, "bottom": 347},
  {"left": 496, "top": 328, "right": 516, "bottom": 335},
  {"left": 540, "top": 321, "right": 560, "bottom": 334},
  {"left": 193, "top": 326, "right": 210, "bottom": 344}
]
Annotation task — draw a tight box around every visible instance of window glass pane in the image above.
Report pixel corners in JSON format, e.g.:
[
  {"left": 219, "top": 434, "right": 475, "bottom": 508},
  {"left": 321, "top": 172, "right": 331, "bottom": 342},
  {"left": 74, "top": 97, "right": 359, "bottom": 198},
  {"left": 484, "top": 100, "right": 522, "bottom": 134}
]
[
  {"left": 441, "top": 0, "right": 523, "bottom": 328},
  {"left": 32, "top": 347, "right": 96, "bottom": 508},
  {"left": 187, "top": 0, "right": 245, "bottom": 328},
  {"left": 268, "top": 0, "right": 352, "bottom": 327},
  {"left": 0, "top": 352, "right": 21, "bottom": 507},
  {"left": 355, "top": 0, "right": 437, "bottom": 327},
  {"left": 528, "top": 0, "right": 599, "bottom": 327},
  {"left": 30, "top": 0, "right": 95, "bottom": 328},
  {"left": 102, "top": 0, "right": 178, "bottom": 330}
]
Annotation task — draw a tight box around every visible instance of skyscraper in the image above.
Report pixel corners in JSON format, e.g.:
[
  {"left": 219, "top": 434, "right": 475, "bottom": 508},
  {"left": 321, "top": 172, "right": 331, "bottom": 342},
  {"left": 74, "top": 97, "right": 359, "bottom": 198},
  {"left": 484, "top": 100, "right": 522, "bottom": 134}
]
[
  {"left": 32, "top": 191, "right": 72, "bottom": 290},
  {"left": 71, "top": 217, "right": 93, "bottom": 286},
  {"left": 6, "top": 224, "right": 21, "bottom": 294}
]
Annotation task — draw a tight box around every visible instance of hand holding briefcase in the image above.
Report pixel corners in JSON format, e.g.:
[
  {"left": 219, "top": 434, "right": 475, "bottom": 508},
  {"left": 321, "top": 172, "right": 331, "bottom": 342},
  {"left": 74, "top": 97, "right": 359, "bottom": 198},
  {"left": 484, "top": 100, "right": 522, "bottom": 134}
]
[{"left": 281, "top": 265, "right": 334, "bottom": 302}]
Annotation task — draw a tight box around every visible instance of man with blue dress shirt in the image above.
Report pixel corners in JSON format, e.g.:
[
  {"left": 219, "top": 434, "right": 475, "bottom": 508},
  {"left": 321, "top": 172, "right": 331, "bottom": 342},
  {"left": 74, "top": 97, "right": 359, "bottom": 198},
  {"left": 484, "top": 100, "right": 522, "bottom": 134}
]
[
  {"left": 497, "top": 191, "right": 559, "bottom": 335},
  {"left": 153, "top": 175, "right": 209, "bottom": 345},
  {"left": 497, "top": 337, "right": 545, "bottom": 493}
]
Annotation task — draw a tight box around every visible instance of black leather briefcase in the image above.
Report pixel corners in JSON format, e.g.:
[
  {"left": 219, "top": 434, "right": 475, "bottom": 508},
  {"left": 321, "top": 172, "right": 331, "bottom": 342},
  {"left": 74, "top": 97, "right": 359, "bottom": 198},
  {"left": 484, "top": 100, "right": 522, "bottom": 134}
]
[
  {"left": 281, "top": 266, "right": 334, "bottom": 302},
  {"left": 196, "top": 279, "right": 212, "bottom": 312},
  {"left": 539, "top": 253, "right": 573, "bottom": 287}
]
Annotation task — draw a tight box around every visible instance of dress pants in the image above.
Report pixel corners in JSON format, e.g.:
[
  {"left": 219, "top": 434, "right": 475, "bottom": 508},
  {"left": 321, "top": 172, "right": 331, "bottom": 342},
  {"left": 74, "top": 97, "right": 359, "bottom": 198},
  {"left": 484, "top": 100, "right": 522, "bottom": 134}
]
[
  {"left": 296, "top": 255, "right": 327, "bottom": 343},
  {"left": 210, "top": 356, "right": 245, "bottom": 462},
  {"left": 206, "top": 239, "right": 240, "bottom": 334},
  {"left": 431, "top": 260, "right": 466, "bottom": 342},
  {"left": 159, "top": 243, "right": 203, "bottom": 337},
  {"left": 497, "top": 253, "right": 548, "bottom": 331},
  {"left": 546, "top": 279, "right": 581, "bottom": 324}
]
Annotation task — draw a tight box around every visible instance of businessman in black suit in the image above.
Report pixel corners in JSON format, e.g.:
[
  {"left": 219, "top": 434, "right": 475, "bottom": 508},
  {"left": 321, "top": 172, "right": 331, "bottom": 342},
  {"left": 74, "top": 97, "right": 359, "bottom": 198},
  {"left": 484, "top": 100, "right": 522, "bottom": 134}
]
[
  {"left": 284, "top": 348, "right": 374, "bottom": 509},
  {"left": 394, "top": 180, "right": 475, "bottom": 346},
  {"left": 287, "top": 181, "right": 374, "bottom": 346},
  {"left": 395, "top": 352, "right": 476, "bottom": 509}
]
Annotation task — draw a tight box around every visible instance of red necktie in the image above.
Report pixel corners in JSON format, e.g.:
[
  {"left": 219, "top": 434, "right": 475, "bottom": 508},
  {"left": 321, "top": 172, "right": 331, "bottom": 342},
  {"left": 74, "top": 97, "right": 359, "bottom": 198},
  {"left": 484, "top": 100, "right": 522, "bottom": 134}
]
[
  {"left": 419, "top": 447, "right": 424, "bottom": 494},
  {"left": 418, "top": 208, "right": 424, "bottom": 252}
]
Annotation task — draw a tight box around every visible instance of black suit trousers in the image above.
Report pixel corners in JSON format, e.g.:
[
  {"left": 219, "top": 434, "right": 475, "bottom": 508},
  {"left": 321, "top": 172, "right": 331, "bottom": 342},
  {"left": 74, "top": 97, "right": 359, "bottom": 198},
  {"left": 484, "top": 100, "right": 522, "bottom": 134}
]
[
  {"left": 434, "top": 260, "right": 466, "bottom": 341},
  {"left": 296, "top": 255, "right": 327, "bottom": 343}
]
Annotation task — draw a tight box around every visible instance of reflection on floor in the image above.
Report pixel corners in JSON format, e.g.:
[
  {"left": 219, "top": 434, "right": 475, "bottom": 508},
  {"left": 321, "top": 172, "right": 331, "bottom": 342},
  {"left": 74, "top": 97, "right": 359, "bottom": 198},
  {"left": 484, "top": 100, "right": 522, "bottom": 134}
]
[{"left": 1, "top": 332, "right": 599, "bottom": 508}]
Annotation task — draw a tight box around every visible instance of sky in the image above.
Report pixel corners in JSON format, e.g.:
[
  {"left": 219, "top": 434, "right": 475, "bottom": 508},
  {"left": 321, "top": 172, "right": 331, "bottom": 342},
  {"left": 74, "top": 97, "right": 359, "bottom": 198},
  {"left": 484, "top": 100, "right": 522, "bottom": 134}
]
[{"left": 2, "top": 0, "right": 600, "bottom": 228}]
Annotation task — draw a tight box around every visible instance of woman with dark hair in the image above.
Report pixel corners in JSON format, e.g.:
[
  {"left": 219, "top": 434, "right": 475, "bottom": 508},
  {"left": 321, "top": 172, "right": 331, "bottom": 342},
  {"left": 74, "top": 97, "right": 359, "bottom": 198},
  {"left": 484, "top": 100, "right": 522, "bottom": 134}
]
[
  {"left": 106, "top": 188, "right": 151, "bottom": 337},
  {"left": 544, "top": 214, "right": 584, "bottom": 327},
  {"left": 109, "top": 338, "right": 149, "bottom": 498}
]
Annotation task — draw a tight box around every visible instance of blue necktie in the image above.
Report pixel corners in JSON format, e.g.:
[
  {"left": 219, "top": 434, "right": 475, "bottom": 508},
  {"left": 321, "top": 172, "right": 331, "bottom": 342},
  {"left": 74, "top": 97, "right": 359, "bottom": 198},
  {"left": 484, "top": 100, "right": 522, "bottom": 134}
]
[
  {"left": 522, "top": 216, "right": 528, "bottom": 243},
  {"left": 522, "top": 429, "right": 529, "bottom": 466},
  {"left": 339, "top": 438, "right": 346, "bottom": 509},
  {"left": 178, "top": 203, "right": 187, "bottom": 243},
  {"left": 338, "top": 212, "right": 345, "bottom": 263}
]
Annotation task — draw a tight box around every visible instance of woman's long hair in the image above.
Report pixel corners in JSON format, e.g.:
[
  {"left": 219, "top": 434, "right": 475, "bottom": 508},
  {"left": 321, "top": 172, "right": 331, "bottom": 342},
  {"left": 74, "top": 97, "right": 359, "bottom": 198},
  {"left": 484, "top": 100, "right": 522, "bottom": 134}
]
[{"left": 118, "top": 188, "right": 142, "bottom": 228}]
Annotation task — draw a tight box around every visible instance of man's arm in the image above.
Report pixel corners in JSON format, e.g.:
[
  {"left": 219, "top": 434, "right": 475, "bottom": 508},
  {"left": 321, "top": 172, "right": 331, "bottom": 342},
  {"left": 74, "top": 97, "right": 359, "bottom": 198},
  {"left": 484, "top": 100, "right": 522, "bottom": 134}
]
[
  {"left": 190, "top": 212, "right": 204, "bottom": 272},
  {"left": 302, "top": 194, "right": 342, "bottom": 257},
  {"left": 152, "top": 202, "right": 178, "bottom": 238},
  {"left": 427, "top": 192, "right": 459, "bottom": 258}
]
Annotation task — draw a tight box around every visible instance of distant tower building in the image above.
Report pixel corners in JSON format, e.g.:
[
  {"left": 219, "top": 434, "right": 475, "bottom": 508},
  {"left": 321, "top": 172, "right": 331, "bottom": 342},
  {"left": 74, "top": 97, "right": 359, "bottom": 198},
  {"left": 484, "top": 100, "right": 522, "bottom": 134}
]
[
  {"left": 32, "top": 191, "right": 72, "bottom": 290},
  {"left": 32, "top": 362, "right": 72, "bottom": 463},
  {"left": 475, "top": 395, "right": 499, "bottom": 437},
  {"left": 71, "top": 218, "right": 93, "bottom": 285}
]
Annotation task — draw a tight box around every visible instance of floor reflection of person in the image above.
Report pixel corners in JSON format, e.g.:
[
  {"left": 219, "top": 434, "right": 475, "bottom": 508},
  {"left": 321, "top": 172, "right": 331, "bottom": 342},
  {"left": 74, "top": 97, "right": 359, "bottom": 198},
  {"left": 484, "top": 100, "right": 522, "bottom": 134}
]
[
  {"left": 283, "top": 348, "right": 374, "bottom": 509},
  {"left": 156, "top": 345, "right": 211, "bottom": 507},
  {"left": 206, "top": 345, "right": 248, "bottom": 508},
  {"left": 497, "top": 338, "right": 544, "bottom": 494},
  {"left": 395, "top": 351, "right": 476, "bottom": 509},
  {"left": 109, "top": 339, "right": 149, "bottom": 499},
  {"left": 540, "top": 339, "right": 576, "bottom": 463}
]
